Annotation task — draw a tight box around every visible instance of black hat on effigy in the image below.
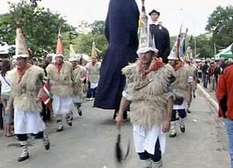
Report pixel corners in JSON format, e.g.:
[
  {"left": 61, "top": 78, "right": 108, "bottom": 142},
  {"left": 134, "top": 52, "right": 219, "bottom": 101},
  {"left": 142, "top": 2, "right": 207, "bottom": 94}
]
[{"left": 149, "top": 9, "right": 160, "bottom": 16}]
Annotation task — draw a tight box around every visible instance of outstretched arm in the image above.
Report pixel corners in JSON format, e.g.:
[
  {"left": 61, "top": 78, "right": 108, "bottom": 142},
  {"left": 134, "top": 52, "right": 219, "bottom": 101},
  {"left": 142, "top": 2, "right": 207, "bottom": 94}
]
[
  {"left": 116, "top": 95, "right": 130, "bottom": 127},
  {"left": 162, "top": 95, "right": 173, "bottom": 133}
]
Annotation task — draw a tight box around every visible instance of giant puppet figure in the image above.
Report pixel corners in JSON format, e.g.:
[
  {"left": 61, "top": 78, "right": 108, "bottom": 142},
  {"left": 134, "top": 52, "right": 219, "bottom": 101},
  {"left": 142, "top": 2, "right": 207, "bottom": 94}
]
[
  {"left": 149, "top": 9, "right": 170, "bottom": 63},
  {"left": 94, "top": 0, "right": 139, "bottom": 117}
]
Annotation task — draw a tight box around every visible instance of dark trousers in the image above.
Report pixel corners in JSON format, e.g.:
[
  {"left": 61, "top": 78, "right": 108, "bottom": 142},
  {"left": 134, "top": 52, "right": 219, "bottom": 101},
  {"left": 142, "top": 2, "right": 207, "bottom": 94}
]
[
  {"left": 0, "top": 104, "right": 3, "bottom": 129},
  {"left": 16, "top": 132, "right": 44, "bottom": 141},
  {"left": 87, "top": 88, "right": 97, "bottom": 98},
  {"left": 41, "top": 103, "right": 51, "bottom": 122},
  {"left": 203, "top": 74, "right": 208, "bottom": 88},
  {"left": 171, "top": 109, "right": 187, "bottom": 121},
  {"left": 86, "top": 81, "right": 97, "bottom": 98},
  {"left": 138, "top": 138, "right": 161, "bottom": 162}
]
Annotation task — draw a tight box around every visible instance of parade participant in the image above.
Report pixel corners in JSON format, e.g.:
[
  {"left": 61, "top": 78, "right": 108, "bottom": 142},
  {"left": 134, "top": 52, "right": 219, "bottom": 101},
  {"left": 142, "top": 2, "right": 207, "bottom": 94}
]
[
  {"left": 216, "top": 62, "right": 233, "bottom": 168},
  {"left": 189, "top": 59, "right": 198, "bottom": 99},
  {"left": 6, "top": 27, "right": 50, "bottom": 162},
  {"left": 40, "top": 54, "right": 54, "bottom": 122},
  {"left": 116, "top": 48, "right": 174, "bottom": 168},
  {"left": 209, "top": 61, "right": 217, "bottom": 91},
  {"left": 202, "top": 60, "right": 209, "bottom": 88},
  {"left": 46, "top": 33, "right": 74, "bottom": 132},
  {"left": 149, "top": 9, "right": 170, "bottom": 63},
  {"left": 69, "top": 56, "right": 87, "bottom": 116},
  {"left": 184, "top": 58, "right": 197, "bottom": 113},
  {"left": 94, "top": 0, "right": 139, "bottom": 120},
  {"left": 0, "top": 59, "right": 13, "bottom": 137},
  {"left": 85, "top": 42, "right": 101, "bottom": 100},
  {"left": 168, "top": 33, "right": 192, "bottom": 137},
  {"left": 116, "top": 2, "right": 175, "bottom": 167}
]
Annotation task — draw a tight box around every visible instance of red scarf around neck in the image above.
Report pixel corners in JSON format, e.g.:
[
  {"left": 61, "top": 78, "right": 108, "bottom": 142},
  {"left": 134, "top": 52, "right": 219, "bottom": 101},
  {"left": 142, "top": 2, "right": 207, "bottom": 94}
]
[
  {"left": 17, "top": 63, "right": 32, "bottom": 83},
  {"left": 139, "top": 57, "right": 165, "bottom": 78},
  {"left": 55, "top": 62, "right": 63, "bottom": 74},
  {"left": 174, "top": 61, "right": 184, "bottom": 71}
]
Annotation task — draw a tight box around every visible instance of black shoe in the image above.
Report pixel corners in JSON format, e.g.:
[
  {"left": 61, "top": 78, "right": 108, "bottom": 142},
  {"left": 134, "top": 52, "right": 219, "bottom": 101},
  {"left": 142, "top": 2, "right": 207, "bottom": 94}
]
[
  {"left": 78, "top": 109, "right": 82, "bottom": 116},
  {"left": 123, "top": 111, "right": 128, "bottom": 120},
  {"left": 43, "top": 138, "right": 50, "bottom": 150},
  {"left": 113, "top": 111, "right": 117, "bottom": 120},
  {"left": 67, "top": 121, "right": 72, "bottom": 127},
  {"left": 17, "top": 153, "right": 29, "bottom": 162},
  {"left": 66, "top": 114, "right": 73, "bottom": 126},
  {"left": 56, "top": 125, "right": 64, "bottom": 132},
  {"left": 169, "top": 132, "right": 177, "bottom": 138},
  {"left": 180, "top": 125, "right": 185, "bottom": 133},
  {"left": 44, "top": 141, "right": 50, "bottom": 150},
  {"left": 187, "top": 109, "right": 191, "bottom": 113}
]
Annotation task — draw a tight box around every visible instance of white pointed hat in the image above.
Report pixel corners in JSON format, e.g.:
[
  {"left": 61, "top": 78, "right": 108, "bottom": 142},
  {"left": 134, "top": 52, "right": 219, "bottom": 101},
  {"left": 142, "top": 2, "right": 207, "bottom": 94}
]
[
  {"left": 168, "top": 28, "right": 188, "bottom": 61},
  {"left": 56, "top": 31, "right": 64, "bottom": 57},
  {"left": 91, "top": 41, "right": 98, "bottom": 59},
  {"left": 69, "top": 44, "right": 76, "bottom": 58},
  {"left": 137, "top": 1, "right": 158, "bottom": 55},
  {"left": 14, "top": 27, "right": 29, "bottom": 59}
]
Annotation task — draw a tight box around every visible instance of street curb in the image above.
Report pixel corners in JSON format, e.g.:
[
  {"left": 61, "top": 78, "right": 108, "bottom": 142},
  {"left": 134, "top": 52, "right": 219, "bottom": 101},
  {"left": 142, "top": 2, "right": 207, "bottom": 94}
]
[{"left": 197, "top": 84, "right": 218, "bottom": 112}]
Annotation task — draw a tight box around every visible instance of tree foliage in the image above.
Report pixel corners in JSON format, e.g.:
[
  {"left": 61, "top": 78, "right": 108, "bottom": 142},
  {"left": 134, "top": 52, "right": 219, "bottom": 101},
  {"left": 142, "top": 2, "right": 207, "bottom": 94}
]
[
  {"left": 73, "top": 20, "right": 107, "bottom": 57},
  {"left": 187, "top": 34, "right": 214, "bottom": 58},
  {"left": 195, "top": 34, "right": 214, "bottom": 58},
  {"left": 206, "top": 5, "right": 233, "bottom": 48},
  {"left": 0, "top": 0, "right": 77, "bottom": 57},
  {"left": 90, "top": 20, "right": 105, "bottom": 35}
]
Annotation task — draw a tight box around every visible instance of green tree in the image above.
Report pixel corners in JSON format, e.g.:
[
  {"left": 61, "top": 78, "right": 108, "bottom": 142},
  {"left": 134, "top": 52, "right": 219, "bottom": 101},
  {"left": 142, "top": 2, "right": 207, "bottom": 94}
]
[
  {"left": 206, "top": 5, "right": 233, "bottom": 48},
  {"left": 90, "top": 20, "right": 105, "bottom": 35},
  {"left": 195, "top": 34, "right": 213, "bottom": 58},
  {"left": 0, "top": 0, "right": 77, "bottom": 57},
  {"left": 73, "top": 20, "right": 107, "bottom": 57}
]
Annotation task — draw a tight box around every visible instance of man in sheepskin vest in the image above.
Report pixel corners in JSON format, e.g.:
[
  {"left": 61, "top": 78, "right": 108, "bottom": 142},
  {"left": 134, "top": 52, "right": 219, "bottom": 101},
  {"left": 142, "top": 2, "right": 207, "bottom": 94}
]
[
  {"left": 167, "top": 38, "right": 193, "bottom": 138},
  {"left": 116, "top": 3, "right": 174, "bottom": 166},
  {"left": 46, "top": 33, "right": 74, "bottom": 132},
  {"left": 85, "top": 47, "right": 101, "bottom": 100},
  {"left": 69, "top": 56, "right": 87, "bottom": 116},
  {"left": 116, "top": 46, "right": 175, "bottom": 168},
  {"left": 7, "top": 27, "right": 50, "bottom": 162}
]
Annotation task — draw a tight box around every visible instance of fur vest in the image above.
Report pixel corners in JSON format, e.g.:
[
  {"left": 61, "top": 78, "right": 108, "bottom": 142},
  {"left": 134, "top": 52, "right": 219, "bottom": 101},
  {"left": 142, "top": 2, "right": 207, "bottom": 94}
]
[
  {"left": 46, "top": 61, "right": 73, "bottom": 97},
  {"left": 122, "top": 63, "right": 175, "bottom": 128},
  {"left": 73, "top": 65, "right": 87, "bottom": 97},
  {"left": 8, "top": 65, "right": 44, "bottom": 112},
  {"left": 86, "top": 62, "right": 101, "bottom": 83},
  {"left": 171, "top": 64, "right": 191, "bottom": 101}
]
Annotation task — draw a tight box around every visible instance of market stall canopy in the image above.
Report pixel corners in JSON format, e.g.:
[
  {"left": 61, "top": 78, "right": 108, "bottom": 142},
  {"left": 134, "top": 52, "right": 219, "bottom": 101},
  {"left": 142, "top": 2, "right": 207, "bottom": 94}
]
[{"left": 215, "top": 43, "right": 233, "bottom": 59}]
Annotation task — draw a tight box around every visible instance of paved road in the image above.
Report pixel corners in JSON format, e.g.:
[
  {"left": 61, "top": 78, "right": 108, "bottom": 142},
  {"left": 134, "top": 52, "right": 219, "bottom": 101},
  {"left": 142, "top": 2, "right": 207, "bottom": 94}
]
[{"left": 0, "top": 90, "right": 229, "bottom": 168}]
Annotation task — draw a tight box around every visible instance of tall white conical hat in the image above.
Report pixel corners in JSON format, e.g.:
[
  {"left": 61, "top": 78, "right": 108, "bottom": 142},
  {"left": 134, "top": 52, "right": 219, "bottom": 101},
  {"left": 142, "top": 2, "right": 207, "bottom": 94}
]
[
  {"left": 69, "top": 44, "right": 76, "bottom": 57},
  {"left": 168, "top": 27, "right": 188, "bottom": 61},
  {"left": 91, "top": 41, "right": 98, "bottom": 59},
  {"left": 137, "top": 0, "right": 158, "bottom": 55},
  {"left": 69, "top": 44, "right": 77, "bottom": 61},
  {"left": 14, "top": 27, "right": 29, "bottom": 59},
  {"left": 56, "top": 29, "right": 64, "bottom": 57}
]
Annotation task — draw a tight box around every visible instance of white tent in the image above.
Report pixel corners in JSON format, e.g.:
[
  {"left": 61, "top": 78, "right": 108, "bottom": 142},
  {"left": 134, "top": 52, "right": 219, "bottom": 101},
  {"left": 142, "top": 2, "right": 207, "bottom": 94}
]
[
  {"left": 215, "top": 43, "right": 233, "bottom": 59},
  {"left": 80, "top": 53, "right": 91, "bottom": 62},
  {"left": 0, "top": 42, "right": 15, "bottom": 55}
]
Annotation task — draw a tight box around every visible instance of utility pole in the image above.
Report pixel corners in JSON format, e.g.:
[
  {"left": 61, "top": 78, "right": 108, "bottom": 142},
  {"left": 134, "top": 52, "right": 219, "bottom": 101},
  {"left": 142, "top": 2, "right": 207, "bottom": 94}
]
[
  {"left": 194, "top": 36, "right": 197, "bottom": 57},
  {"left": 214, "top": 42, "right": 216, "bottom": 55}
]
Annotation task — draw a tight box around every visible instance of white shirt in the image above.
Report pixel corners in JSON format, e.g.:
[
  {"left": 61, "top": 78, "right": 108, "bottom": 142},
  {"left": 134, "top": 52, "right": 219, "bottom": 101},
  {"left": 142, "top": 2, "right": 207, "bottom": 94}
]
[{"left": 0, "top": 73, "right": 11, "bottom": 94}]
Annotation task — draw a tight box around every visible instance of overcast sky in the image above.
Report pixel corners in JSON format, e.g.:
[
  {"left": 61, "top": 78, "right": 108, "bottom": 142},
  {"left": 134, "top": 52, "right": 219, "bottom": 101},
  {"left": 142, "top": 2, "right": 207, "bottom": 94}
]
[{"left": 0, "top": 0, "right": 232, "bottom": 36}]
